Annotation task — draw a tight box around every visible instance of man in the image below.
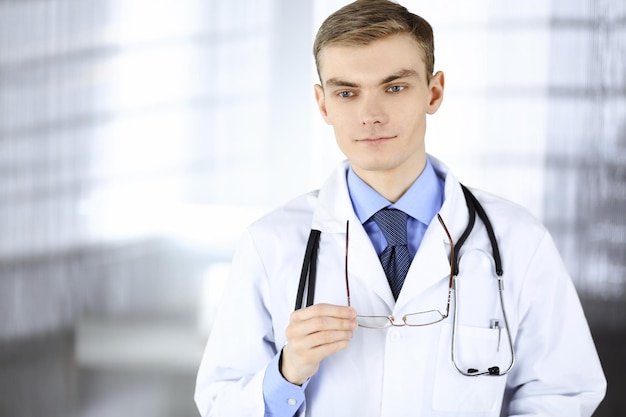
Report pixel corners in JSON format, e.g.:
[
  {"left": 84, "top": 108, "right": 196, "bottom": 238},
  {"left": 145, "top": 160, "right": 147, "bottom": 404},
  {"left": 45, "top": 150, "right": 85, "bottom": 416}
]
[{"left": 195, "top": 1, "right": 606, "bottom": 416}]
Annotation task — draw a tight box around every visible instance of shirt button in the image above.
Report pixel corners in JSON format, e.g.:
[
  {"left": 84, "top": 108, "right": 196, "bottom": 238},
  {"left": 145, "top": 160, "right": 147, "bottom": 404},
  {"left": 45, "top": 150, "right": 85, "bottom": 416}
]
[
  {"left": 389, "top": 330, "right": 401, "bottom": 342},
  {"left": 287, "top": 398, "right": 297, "bottom": 406}
]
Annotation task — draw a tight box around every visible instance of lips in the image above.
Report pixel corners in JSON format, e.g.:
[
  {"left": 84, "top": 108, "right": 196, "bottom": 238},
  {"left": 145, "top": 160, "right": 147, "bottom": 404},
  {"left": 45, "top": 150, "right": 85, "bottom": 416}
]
[{"left": 356, "top": 135, "right": 396, "bottom": 143}]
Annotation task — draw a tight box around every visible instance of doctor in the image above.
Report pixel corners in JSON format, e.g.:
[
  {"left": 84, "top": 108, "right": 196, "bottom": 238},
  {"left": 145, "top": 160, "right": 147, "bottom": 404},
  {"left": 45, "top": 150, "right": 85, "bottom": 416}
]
[{"left": 195, "top": 1, "right": 606, "bottom": 416}]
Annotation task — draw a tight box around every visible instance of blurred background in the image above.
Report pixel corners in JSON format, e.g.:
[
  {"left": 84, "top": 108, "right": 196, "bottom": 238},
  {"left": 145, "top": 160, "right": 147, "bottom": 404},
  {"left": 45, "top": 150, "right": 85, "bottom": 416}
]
[{"left": 0, "top": 0, "right": 623, "bottom": 416}]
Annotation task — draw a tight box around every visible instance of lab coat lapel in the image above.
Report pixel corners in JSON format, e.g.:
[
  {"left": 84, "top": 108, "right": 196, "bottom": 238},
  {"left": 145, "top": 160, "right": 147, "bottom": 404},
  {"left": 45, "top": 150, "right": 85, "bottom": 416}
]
[
  {"left": 311, "top": 161, "right": 396, "bottom": 310},
  {"left": 395, "top": 223, "right": 450, "bottom": 311},
  {"left": 395, "top": 159, "right": 471, "bottom": 311},
  {"left": 348, "top": 221, "right": 396, "bottom": 308}
]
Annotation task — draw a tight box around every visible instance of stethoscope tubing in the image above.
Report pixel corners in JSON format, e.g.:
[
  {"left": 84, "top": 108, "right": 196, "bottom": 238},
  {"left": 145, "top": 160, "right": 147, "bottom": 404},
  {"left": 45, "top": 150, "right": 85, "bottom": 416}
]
[
  {"left": 450, "top": 185, "right": 514, "bottom": 376},
  {"left": 450, "top": 275, "right": 516, "bottom": 377}
]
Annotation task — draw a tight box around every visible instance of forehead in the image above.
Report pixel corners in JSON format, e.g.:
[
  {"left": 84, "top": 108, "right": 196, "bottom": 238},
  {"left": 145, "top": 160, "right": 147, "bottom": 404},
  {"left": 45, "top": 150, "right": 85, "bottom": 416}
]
[{"left": 317, "top": 33, "right": 427, "bottom": 84}]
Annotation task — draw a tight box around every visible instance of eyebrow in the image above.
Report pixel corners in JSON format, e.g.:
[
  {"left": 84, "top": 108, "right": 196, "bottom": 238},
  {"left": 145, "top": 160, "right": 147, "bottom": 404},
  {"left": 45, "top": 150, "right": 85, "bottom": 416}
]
[
  {"left": 381, "top": 69, "right": 420, "bottom": 84},
  {"left": 324, "top": 69, "right": 420, "bottom": 89}
]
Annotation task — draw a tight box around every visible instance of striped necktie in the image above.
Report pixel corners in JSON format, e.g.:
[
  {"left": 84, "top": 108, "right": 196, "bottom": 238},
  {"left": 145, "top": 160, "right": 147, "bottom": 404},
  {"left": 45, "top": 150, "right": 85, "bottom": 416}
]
[{"left": 372, "top": 208, "right": 411, "bottom": 300}]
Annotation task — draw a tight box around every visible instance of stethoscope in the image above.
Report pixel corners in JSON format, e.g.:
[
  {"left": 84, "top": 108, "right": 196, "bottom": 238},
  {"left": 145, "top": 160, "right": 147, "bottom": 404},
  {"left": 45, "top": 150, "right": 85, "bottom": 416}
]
[{"left": 294, "top": 184, "right": 516, "bottom": 377}]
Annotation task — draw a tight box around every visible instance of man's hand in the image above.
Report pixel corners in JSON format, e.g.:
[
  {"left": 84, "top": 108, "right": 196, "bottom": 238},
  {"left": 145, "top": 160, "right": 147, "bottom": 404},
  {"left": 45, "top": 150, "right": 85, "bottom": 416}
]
[{"left": 281, "top": 304, "right": 357, "bottom": 385}]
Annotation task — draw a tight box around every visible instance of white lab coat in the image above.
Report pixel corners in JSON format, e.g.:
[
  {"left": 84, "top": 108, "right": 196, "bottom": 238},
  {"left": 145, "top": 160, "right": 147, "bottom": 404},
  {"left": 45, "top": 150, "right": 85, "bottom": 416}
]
[{"left": 195, "top": 157, "right": 606, "bottom": 417}]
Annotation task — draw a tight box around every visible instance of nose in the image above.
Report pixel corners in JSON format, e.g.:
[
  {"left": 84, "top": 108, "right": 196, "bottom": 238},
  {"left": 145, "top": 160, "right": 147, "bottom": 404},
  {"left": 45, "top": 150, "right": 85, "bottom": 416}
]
[{"left": 359, "top": 94, "right": 388, "bottom": 126}]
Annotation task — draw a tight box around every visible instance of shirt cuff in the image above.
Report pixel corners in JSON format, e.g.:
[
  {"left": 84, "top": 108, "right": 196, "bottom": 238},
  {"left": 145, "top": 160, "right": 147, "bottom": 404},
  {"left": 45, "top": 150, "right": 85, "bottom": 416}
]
[{"left": 263, "top": 350, "right": 307, "bottom": 416}]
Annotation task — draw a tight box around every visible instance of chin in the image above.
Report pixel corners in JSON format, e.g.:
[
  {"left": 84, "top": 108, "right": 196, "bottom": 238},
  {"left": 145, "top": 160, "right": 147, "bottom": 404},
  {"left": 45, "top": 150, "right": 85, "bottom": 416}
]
[{"left": 352, "top": 159, "right": 400, "bottom": 174}]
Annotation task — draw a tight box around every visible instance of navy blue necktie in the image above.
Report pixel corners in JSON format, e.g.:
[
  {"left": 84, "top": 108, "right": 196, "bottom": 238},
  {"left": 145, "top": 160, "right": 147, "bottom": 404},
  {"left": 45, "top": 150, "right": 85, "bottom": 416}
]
[{"left": 372, "top": 208, "right": 411, "bottom": 300}]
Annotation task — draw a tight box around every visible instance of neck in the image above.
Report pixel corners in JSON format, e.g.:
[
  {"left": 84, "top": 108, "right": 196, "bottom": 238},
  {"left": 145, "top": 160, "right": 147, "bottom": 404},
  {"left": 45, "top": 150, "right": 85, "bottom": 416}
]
[{"left": 353, "top": 156, "right": 427, "bottom": 203}]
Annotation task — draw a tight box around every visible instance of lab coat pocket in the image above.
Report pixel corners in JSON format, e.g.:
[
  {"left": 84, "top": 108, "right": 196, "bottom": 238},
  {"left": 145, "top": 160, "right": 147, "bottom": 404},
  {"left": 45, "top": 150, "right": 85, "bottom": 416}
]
[{"left": 432, "top": 323, "right": 508, "bottom": 414}]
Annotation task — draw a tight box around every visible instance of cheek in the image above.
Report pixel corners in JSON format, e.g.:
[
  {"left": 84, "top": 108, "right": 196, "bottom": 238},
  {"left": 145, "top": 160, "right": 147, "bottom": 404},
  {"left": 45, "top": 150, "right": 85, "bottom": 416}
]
[
  {"left": 330, "top": 121, "right": 354, "bottom": 152},
  {"left": 398, "top": 102, "right": 428, "bottom": 126},
  {"left": 324, "top": 105, "right": 354, "bottom": 130}
]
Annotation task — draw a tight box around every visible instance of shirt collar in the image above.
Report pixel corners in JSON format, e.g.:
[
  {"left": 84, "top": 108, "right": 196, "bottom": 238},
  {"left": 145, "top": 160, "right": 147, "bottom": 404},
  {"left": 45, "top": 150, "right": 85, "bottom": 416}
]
[{"left": 347, "top": 157, "right": 444, "bottom": 225}]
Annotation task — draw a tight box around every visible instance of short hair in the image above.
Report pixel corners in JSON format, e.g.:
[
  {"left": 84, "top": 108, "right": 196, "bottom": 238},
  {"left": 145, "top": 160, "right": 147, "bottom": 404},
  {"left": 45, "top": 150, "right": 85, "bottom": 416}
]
[{"left": 313, "top": 0, "right": 435, "bottom": 81}]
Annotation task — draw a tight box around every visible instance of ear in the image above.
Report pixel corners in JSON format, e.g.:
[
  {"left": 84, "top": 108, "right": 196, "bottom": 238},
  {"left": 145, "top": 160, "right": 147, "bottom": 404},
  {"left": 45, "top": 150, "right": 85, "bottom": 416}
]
[
  {"left": 314, "top": 84, "right": 332, "bottom": 124},
  {"left": 426, "top": 71, "right": 445, "bottom": 115}
]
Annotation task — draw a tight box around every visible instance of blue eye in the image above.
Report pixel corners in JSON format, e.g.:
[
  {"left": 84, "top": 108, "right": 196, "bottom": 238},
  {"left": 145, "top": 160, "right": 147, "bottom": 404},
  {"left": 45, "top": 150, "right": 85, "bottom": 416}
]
[
  {"left": 388, "top": 85, "right": 404, "bottom": 93},
  {"left": 338, "top": 91, "right": 354, "bottom": 98}
]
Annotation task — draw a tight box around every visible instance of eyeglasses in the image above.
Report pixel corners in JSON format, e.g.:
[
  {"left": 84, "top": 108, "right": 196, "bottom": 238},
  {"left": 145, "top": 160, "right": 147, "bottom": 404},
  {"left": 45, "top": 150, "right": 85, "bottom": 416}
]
[{"left": 344, "top": 214, "right": 455, "bottom": 329}]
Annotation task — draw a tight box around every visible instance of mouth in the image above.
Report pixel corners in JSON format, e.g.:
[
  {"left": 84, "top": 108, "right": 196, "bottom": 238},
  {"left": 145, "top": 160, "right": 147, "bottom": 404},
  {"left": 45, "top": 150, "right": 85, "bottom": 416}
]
[{"left": 356, "top": 135, "right": 397, "bottom": 144}]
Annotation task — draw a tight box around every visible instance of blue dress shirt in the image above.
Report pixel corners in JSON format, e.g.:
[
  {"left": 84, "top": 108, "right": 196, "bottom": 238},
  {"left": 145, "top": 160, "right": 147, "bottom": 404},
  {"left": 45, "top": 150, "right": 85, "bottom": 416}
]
[{"left": 347, "top": 157, "right": 445, "bottom": 258}]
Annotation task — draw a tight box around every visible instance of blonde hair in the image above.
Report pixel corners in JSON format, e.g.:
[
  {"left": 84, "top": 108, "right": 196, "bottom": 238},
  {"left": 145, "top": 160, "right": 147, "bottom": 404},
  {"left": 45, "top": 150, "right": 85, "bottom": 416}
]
[{"left": 313, "top": 0, "right": 434, "bottom": 81}]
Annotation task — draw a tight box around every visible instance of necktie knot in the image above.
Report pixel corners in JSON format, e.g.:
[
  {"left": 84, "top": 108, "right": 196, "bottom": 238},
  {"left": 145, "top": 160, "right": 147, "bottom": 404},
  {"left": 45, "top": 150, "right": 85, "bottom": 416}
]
[{"left": 372, "top": 208, "right": 408, "bottom": 247}]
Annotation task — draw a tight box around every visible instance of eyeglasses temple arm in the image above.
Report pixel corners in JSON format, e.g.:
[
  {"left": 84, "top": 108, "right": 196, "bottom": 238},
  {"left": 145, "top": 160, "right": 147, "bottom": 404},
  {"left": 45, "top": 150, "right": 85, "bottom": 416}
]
[
  {"left": 345, "top": 220, "right": 351, "bottom": 307},
  {"left": 436, "top": 214, "right": 455, "bottom": 317}
]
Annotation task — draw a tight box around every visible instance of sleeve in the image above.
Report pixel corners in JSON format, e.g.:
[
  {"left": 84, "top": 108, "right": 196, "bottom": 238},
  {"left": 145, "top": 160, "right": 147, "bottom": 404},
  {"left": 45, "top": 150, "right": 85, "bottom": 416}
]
[
  {"left": 501, "top": 231, "right": 607, "bottom": 417},
  {"left": 194, "top": 229, "right": 304, "bottom": 417},
  {"left": 263, "top": 352, "right": 307, "bottom": 416}
]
